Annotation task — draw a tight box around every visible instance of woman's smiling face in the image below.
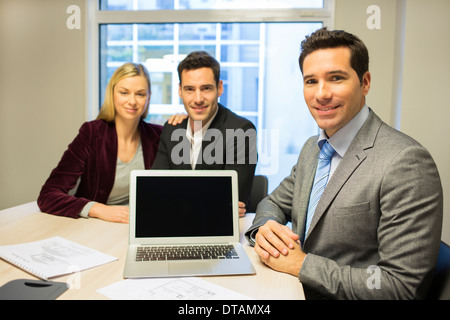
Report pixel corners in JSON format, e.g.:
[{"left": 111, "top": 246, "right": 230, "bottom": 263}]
[{"left": 113, "top": 75, "right": 150, "bottom": 122}]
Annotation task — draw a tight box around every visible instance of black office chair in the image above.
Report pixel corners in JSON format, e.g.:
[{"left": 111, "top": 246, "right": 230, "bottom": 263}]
[
  {"left": 247, "top": 175, "right": 268, "bottom": 213},
  {"left": 426, "top": 241, "right": 450, "bottom": 300}
]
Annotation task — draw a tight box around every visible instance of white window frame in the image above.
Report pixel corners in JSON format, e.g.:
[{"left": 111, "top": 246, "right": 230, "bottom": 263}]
[{"left": 85, "top": 0, "right": 335, "bottom": 121}]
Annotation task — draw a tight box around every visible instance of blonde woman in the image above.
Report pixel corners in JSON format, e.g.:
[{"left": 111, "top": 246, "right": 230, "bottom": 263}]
[{"left": 38, "top": 62, "right": 178, "bottom": 223}]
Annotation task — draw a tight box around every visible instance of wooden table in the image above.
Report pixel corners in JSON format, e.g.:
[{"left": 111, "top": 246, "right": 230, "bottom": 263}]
[{"left": 0, "top": 202, "right": 304, "bottom": 300}]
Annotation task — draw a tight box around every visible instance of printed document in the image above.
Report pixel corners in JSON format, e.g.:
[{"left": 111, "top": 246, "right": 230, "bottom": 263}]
[
  {"left": 98, "top": 277, "right": 253, "bottom": 300},
  {"left": 0, "top": 236, "right": 117, "bottom": 280}
]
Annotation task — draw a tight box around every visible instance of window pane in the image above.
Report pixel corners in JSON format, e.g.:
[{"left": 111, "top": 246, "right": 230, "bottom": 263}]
[
  {"left": 139, "top": 46, "right": 173, "bottom": 60},
  {"left": 106, "top": 46, "right": 133, "bottom": 62},
  {"left": 221, "top": 23, "right": 259, "bottom": 41},
  {"left": 179, "top": 24, "right": 216, "bottom": 41},
  {"left": 100, "top": 0, "right": 174, "bottom": 10},
  {"left": 149, "top": 72, "right": 172, "bottom": 104},
  {"left": 100, "top": 0, "right": 323, "bottom": 10},
  {"left": 179, "top": 45, "right": 216, "bottom": 57},
  {"left": 185, "top": 0, "right": 324, "bottom": 9},
  {"left": 106, "top": 24, "right": 133, "bottom": 41},
  {"left": 221, "top": 45, "right": 259, "bottom": 63},
  {"left": 138, "top": 0, "right": 174, "bottom": 10},
  {"left": 138, "top": 24, "right": 174, "bottom": 41},
  {"left": 221, "top": 67, "right": 258, "bottom": 112},
  {"left": 100, "top": 0, "right": 132, "bottom": 10}
]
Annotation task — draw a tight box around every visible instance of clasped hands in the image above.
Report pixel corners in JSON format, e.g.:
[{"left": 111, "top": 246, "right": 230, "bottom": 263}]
[{"left": 254, "top": 220, "right": 306, "bottom": 277}]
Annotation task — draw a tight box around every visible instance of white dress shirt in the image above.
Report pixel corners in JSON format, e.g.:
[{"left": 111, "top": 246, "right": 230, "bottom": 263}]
[{"left": 185, "top": 108, "right": 218, "bottom": 169}]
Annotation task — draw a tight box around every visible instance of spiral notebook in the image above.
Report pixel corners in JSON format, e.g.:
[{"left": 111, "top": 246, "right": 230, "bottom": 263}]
[{"left": 0, "top": 236, "right": 117, "bottom": 280}]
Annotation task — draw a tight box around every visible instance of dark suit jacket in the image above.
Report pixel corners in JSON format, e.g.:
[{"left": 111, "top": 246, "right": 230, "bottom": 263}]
[
  {"left": 152, "top": 104, "right": 257, "bottom": 205},
  {"left": 37, "top": 119, "right": 162, "bottom": 218},
  {"left": 246, "top": 109, "right": 443, "bottom": 299}
]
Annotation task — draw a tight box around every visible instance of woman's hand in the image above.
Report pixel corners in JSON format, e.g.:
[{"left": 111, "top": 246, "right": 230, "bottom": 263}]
[
  {"left": 89, "top": 203, "right": 129, "bottom": 223},
  {"left": 167, "top": 113, "right": 188, "bottom": 125}
]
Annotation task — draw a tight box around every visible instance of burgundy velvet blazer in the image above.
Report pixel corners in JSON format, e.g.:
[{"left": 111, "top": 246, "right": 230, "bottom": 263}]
[{"left": 37, "top": 119, "right": 162, "bottom": 218}]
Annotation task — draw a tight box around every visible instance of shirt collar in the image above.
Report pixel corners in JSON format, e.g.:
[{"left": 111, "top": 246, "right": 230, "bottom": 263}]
[
  {"left": 186, "top": 107, "right": 219, "bottom": 141},
  {"left": 318, "top": 104, "right": 370, "bottom": 157}
]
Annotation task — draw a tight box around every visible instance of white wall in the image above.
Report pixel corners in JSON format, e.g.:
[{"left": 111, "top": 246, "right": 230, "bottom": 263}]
[
  {"left": 400, "top": 0, "right": 450, "bottom": 243},
  {"left": 335, "top": 0, "right": 450, "bottom": 243},
  {"left": 0, "top": 0, "right": 85, "bottom": 209}
]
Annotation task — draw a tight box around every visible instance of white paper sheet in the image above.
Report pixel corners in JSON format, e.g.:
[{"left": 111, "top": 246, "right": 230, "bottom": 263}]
[
  {"left": 0, "top": 236, "right": 117, "bottom": 280},
  {"left": 97, "top": 277, "right": 253, "bottom": 300}
]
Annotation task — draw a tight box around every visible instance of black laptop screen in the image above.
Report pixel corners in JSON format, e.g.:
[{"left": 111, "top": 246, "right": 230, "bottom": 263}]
[{"left": 135, "top": 176, "right": 234, "bottom": 238}]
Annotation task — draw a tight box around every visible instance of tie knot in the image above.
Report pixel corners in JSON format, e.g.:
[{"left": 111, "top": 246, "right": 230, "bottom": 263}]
[{"left": 320, "top": 142, "right": 335, "bottom": 161}]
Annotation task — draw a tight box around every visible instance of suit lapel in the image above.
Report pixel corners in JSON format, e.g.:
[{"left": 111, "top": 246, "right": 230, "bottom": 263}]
[
  {"left": 296, "top": 138, "right": 320, "bottom": 241},
  {"left": 305, "top": 111, "right": 382, "bottom": 240},
  {"left": 168, "top": 120, "right": 192, "bottom": 169}
]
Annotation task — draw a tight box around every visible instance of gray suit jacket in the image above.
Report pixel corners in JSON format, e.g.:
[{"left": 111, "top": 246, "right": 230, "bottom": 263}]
[{"left": 246, "top": 109, "right": 443, "bottom": 299}]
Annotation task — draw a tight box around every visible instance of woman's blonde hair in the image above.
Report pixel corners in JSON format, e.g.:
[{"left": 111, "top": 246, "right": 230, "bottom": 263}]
[{"left": 97, "top": 62, "right": 151, "bottom": 122}]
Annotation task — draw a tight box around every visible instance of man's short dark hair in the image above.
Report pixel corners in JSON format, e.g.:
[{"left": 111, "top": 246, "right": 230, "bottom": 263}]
[
  {"left": 177, "top": 51, "right": 221, "bottom": 86},
  {"left": 299, "top": 28, "right": 369, "bottom": 84}
]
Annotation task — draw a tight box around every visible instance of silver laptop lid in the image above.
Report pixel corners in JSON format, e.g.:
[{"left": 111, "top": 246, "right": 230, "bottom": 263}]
[{"left": 129, "top": 170, "right": 239, "bottom": 245}]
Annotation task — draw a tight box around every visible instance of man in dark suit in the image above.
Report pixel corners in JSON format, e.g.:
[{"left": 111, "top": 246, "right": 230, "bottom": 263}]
[
  {"left": 246, "top": 28, "right": 443, "bottom": 299},
  {"left": 152, "top": 51, "right": 257, "bottom": 216}
]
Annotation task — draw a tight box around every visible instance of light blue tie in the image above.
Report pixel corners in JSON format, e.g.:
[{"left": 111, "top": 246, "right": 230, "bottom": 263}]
[{"left": 305, "top": 141, "right": 336, "bottom": 237}]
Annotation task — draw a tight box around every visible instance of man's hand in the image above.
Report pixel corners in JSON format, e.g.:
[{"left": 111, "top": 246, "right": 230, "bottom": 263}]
[
  {"left": 238, "top": 201, "right": 246, "bottom": 217},
  {"left": 254, "top": 220, "right": 299, "bottom": 258},
  {"left": 256, "top": 238, "right": 305, "bottom": 277},
  {"left": 254, "top": 220, "right": 306, "bottom": 276}
]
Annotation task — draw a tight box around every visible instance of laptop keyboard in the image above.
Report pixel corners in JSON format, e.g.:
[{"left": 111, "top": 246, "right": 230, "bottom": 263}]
[{"left": 136, "top": 244, "right": 239, "bottom": 261}]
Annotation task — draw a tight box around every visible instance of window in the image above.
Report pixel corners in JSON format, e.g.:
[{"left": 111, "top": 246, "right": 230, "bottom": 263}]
[
  {"left": 88, "top": 0, "right": 335, "bottom": 191},
  {"left": 99, "top": 0, "right": 325, "bottom": 10}
]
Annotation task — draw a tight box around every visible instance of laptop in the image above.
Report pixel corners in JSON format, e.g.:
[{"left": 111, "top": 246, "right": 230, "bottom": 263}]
[{"left": 123, "top": 170, "right": 256, "bottom": 278}]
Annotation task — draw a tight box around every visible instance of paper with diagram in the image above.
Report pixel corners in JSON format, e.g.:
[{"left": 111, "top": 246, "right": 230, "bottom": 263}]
[
  {"left": 98, "top": 277, "right": 253, "bottom": 300},
  {"left": 0, "top": 236, "right": 117, "bottom": 280}
]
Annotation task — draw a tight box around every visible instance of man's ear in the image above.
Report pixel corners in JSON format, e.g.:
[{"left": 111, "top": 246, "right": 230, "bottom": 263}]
[
  {"left": 362, "top": 71, "right": 371, "bottom": 96},
  {"left": 217, "top": 80, "right": 224, "bottom": 97}
]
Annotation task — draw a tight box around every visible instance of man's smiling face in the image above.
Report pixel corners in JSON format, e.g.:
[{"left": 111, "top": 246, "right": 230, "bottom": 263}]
[
  {"left": 179, "top": 67, "right": 223, "bottom": 131},
  {"left": 302, "top": 47, "right": 371, "bottom": 137}
]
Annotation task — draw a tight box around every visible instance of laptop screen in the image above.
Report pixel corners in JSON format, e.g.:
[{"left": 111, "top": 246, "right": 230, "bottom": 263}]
[{"left": 134, "top": 175, "right": 234, "bottom": 238}]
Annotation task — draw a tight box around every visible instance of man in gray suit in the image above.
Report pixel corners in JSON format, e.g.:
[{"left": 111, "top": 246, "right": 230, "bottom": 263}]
[
  {"left": 152, "top": 51, "right": 257, "bottom": 216},
  {"left": 246, "top": 28, "right": 443, "bottom": 299}
]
